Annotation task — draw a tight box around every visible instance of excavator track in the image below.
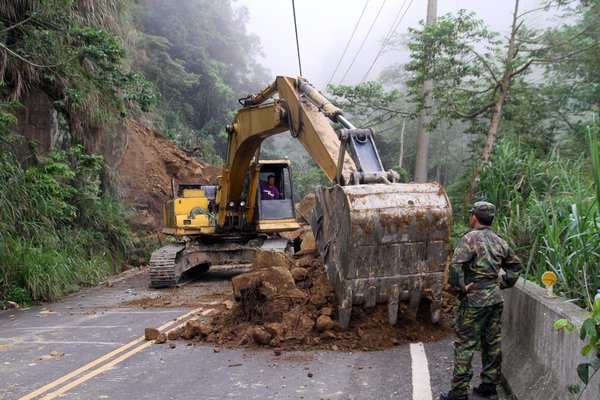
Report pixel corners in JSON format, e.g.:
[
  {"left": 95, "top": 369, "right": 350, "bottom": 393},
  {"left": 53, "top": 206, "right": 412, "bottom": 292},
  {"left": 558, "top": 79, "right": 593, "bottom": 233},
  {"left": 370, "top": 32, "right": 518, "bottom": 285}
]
[
  {"left": 149, "top": 243, "right": 186, "bottom": 288},
  {"left": 149, "top": 238, "right": 273, "bottom": 288}
]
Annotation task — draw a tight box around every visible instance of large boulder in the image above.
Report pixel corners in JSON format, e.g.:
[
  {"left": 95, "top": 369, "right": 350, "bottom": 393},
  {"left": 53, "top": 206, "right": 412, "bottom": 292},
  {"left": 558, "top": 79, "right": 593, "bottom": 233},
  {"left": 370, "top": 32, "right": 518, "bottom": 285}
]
[
  {"left": 300, "top": 231, "right": 316, "bottom": 251},
  {"left": 231, "top": 266, "right": 296, "bottom": 300},
  {"left": 252, "top": 249, "right": 298, "bottom": 271},
  {"left": 295, "top": 193, "right": 316, "bottom": 224}
]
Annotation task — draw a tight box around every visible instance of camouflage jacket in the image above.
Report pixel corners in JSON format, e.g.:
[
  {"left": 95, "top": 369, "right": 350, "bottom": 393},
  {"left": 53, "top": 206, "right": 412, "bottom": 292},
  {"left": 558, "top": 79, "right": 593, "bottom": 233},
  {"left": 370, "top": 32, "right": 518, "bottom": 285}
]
[{"left": 450, "top": 226, "right": 523, "bottom": 307}]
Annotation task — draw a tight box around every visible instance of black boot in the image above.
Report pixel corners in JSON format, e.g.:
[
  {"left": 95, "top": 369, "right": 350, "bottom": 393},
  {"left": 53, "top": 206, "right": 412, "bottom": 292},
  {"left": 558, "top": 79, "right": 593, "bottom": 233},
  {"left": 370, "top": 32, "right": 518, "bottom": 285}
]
[
  {"left": 439, "top": 391, "right": 468, "bottom": 400},
  {"left": 473, "top": 383, "right": 498, "bottom": 399}
]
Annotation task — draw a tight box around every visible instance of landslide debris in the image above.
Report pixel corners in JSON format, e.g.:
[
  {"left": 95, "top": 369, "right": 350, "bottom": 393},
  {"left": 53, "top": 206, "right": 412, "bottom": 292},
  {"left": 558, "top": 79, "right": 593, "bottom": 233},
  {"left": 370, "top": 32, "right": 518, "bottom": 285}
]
[{"left": 162, "top": 234, "right": 453, "bottom": 352}]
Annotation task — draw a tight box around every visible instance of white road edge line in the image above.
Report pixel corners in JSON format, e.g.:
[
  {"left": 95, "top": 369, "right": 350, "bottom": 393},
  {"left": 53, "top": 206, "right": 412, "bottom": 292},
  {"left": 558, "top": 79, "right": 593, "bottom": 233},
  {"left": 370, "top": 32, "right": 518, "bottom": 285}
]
[{"left": 410, "top": 342, "right": 433, "bottom": 400}]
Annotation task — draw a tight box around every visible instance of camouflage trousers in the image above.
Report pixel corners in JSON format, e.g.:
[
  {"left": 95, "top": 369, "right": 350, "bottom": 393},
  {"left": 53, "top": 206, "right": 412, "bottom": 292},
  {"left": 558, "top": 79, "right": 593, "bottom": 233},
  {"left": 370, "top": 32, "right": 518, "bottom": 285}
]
[{"left": 451, "top": 301, "right": 503, "bottom": 396}]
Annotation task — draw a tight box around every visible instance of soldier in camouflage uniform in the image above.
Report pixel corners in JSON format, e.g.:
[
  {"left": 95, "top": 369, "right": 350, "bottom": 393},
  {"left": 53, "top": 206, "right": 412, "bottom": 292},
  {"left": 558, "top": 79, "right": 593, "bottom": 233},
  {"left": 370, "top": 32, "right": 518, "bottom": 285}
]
[{"left": 440, "top": 201, "right": 522, "bottom": 400}]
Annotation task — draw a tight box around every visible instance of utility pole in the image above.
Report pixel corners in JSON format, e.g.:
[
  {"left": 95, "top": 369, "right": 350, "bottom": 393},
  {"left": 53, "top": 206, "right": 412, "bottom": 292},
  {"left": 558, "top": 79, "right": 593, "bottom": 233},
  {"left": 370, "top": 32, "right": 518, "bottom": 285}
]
[{"left": 413, "top": 0, "right": 437, "bottom": 183}]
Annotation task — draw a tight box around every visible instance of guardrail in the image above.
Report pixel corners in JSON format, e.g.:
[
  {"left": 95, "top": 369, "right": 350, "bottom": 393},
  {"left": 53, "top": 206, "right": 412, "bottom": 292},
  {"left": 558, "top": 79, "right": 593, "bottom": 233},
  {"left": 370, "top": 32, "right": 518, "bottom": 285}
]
[{"left": 502, "top": 278, "right": 599, "bottom": 400}]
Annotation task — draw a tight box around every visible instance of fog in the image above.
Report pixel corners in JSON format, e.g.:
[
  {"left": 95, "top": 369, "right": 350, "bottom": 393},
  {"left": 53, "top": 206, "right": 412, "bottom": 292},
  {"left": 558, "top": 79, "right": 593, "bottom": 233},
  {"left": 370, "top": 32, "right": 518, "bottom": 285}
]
[{"left": 235, "top": 0, "right": 550, "bottom": 91}]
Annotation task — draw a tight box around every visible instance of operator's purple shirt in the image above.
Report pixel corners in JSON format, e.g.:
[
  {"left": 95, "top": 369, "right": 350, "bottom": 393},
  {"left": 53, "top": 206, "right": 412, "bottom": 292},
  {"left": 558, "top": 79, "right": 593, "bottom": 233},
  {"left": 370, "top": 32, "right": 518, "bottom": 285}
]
[{"left": 260, "top": 184, "right": 280, "bottom": 200}]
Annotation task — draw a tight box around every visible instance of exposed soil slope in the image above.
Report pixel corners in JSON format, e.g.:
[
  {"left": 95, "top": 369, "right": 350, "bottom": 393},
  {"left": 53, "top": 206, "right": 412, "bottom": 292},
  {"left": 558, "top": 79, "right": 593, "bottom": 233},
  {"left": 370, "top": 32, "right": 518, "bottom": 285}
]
[{"left": 116, "top": 120, "right": 220, "bottom": 228}]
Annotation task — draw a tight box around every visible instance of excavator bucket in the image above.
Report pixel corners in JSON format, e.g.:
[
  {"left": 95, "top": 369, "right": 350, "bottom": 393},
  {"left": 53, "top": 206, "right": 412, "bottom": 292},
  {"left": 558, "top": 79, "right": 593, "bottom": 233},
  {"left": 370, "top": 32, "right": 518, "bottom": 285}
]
[{"left": 310, "top": 182, "right": 452, "bottom": 330}]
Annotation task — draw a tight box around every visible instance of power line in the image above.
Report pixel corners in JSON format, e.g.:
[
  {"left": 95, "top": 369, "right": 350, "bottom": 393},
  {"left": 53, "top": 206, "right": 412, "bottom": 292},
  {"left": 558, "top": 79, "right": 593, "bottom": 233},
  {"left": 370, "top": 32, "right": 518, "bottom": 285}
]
[
  {"left": 338, "top": 0, "right": 388, "bottom": 85},
  {"left": 359, "top": 0, "right": 415, "bottom": 84},
  {"left": 291, "top": 0, "right": 303, "bottom": 76},
  {"left": 324, "top": 0, "right": 371, "bottom": 91}
]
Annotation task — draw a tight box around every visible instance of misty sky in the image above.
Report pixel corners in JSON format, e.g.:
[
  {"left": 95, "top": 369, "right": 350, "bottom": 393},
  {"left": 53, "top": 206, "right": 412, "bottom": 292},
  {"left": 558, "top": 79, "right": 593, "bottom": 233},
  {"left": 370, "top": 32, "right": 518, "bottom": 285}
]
[{"left": 234, "top": 0, "right": 551, "bottom": 91}]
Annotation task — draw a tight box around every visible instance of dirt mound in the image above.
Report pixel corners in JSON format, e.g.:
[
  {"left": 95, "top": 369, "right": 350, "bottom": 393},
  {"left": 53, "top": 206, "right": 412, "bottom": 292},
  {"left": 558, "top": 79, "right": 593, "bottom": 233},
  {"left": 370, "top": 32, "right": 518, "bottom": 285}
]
[
  {"left": 166, "top": 247, "right": 453, "bottom": 352},
  {"left": 116, "top": 120, "right": 221, "bottom": 229}
]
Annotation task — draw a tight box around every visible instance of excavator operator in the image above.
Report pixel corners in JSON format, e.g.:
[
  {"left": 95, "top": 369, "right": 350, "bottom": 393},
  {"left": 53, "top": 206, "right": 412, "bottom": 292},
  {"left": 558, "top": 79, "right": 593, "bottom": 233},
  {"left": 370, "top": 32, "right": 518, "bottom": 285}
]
[{"left": 260, "top": 175, "right": 280, "bottom": 200}]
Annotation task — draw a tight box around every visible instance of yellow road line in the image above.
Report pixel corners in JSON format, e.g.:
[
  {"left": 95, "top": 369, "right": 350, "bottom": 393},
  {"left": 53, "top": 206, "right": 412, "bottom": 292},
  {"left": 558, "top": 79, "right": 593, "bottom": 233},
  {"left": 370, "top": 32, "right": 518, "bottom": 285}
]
[
  {"left": 40, "top": 316, "right": 201, "bottom": 400},
  {"left": 19, "top": 307, "right": 203, "bottom": 400}
]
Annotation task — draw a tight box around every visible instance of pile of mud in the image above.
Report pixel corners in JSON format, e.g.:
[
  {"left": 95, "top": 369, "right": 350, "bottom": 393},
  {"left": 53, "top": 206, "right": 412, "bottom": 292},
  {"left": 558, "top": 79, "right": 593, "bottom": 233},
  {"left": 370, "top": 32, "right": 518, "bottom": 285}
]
[
  {"left": 116, "top": 120, "right": 221, "bottom": 230},
  {"left": 164, "top": 239, "right": 454, "bottom": 352}
]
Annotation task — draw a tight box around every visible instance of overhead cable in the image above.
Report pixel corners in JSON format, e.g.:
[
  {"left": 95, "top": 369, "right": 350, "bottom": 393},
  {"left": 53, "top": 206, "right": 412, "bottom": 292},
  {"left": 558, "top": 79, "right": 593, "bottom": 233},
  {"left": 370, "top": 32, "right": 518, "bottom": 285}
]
[
  {"left": 338, "top": 0, "right": 387, "bottom": 85},
  {"left": 324, "top": 0, "right": 371, "bottom": 92},
  {"left": 292, "top": 0, "right": 303, "bottom": 76},
  {"left": 359, "top": 0, "right": 414, "bottom": 84}
]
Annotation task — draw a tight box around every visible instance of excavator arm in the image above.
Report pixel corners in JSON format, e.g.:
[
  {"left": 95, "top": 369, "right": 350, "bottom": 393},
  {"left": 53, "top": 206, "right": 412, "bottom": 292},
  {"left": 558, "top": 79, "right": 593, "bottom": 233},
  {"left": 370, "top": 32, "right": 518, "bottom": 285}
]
[{"left": 217, "top": 76, "right": 397, "bottom": 226}]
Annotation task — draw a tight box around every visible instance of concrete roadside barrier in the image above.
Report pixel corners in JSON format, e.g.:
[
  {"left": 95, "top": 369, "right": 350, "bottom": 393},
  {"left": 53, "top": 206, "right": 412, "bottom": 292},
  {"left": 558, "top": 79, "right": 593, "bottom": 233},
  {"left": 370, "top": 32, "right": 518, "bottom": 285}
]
[{"left": 502, "top": 277, "right": 599, "bottom": 400}]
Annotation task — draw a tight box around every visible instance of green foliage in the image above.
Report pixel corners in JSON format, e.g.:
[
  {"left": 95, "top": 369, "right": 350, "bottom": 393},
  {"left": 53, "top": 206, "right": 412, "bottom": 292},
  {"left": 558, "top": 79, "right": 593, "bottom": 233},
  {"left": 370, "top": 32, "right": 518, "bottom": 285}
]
[
  {"left": 4, "top": 284, "right": 32, "bottom": 307},
  {"left": 0, "top": 139, "right": 133, "bottom": 303},
  {"left": 294, "top": 166, "right": 328, "bottom": 200},
  {"left": 403, "top": 10, "right": 503, "bottom": 130},
  {"left": 554, "top": 297, "right": 600, "bottom": 396},
  {"left": 464, "top": 124, "right": 599, "bottom": 308},
  {"left": 132, "top": 0, "right": 270, "bottom": 160},
  {"left": 0, "top": 0, "right": 157, "bottom": 130}
]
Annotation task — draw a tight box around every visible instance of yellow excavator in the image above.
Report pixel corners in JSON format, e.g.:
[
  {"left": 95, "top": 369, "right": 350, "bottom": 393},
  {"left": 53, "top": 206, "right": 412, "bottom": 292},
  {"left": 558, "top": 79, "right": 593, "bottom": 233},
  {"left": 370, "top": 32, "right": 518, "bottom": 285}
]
[{"left": 150, "top": 76, "right": 452, "bottom": 329}]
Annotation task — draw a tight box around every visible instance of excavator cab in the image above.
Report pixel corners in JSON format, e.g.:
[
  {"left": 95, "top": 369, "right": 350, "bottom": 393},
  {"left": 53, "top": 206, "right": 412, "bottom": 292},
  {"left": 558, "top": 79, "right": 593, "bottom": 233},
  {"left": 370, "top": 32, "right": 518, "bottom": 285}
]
[{"left": 255, "top": 159, "right": 300, "bottom": 233}]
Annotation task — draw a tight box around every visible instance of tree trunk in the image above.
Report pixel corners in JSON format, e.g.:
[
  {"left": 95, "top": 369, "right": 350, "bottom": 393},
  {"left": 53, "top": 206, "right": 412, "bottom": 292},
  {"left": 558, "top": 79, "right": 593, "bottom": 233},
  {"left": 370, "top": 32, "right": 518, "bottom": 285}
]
[
  {"left": 398, "top": 118, "right": 406, "bottom": 169},
  {"left": 413, "top": 0, "right": 437, "bottom": 183},
  {"left": 467, "top": 0, "right": 520, "bottom": 202}
]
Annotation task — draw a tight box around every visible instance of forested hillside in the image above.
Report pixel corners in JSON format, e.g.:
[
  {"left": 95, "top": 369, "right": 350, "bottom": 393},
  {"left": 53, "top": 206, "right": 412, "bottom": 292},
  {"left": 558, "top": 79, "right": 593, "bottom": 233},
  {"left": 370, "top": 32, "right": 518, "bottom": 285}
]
[
  {"left": 0, "top": 0, "right": 265, "bottom": 305},
  {"left": 0, "top": 0, "right": 598, "bottom": 311}
]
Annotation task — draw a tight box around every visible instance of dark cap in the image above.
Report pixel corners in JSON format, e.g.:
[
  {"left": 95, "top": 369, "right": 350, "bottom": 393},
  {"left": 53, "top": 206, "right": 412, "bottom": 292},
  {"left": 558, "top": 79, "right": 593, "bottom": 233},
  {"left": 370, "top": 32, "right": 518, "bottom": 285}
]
[{"left": 470, "top": 201, "right": 496, "bottom": 218}]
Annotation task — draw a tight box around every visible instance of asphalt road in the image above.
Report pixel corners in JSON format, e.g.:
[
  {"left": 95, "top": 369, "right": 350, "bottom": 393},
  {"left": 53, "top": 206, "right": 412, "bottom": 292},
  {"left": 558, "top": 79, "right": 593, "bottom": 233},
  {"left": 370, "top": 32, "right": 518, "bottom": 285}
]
[{"left": 0, "top": 269, "right": 510, "bottom": 400}]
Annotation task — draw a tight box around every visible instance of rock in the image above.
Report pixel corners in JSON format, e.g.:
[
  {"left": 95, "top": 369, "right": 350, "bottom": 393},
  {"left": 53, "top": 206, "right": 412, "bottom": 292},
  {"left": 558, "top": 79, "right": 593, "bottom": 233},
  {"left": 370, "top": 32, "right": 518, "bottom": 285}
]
[
  {"left": 232, "top": 267, "right": 296, "bottom": 300},
  {"left": 295, "top": 193, "right": 316, "bottom": 223},
  {"left": 4, "top": 301, "right": 20, "bottom": 310},
  {"left": 315, "top": 315, "right": 335, "bottom": 332},
  {"left": 224, "top": 300, "right": 235, "bottom": 310},
  {"left": 263, "top": 267, "right": 296, "bottom": 293},
  {"left": 307, "top": 372, "right": 314, "bottom": 378},
  {"left": 50, "top": 351, "right": 58, "bottom": 357},
  {"left": 169, "top": 343, "right": 176, "bottom": 349},
  {"left": 296, "top": 316, "right": 315, "bottom": 336},
  {"left": 309, "top": 294, "right": 327, "bottom": 307},
  {"left": 260, "top": 281, "right": 278, "bottom": 298},
  {"left": 322, "top": 330, "right": 337, "bottom": 340},
  {"left": 287, "top": 288, "right": 309, "bottom": 301},
  {"left": 154, "top": 333, "right": 167, "bottom": 344},
  {"left": 300, "top": 231, "right": 316, "bottom": 251},
  {"left": 252, "top": 249, "right": 298, "bottom": 271},
  {"left": 290, "top": 267, "right": 309, "bottom": 282},
  {"left": 331, "top": 344, "right": 339, "bottom": 351},
  {"left": 198, "top": 324, "right": 213, "bottom": 337},
  {"left": 144, "top": 327, "right": 160, "bottom": 341},
  {"left": 298, "top": 256, "right": 314, "bottom": 268},
  {"left": 273, "top": 347, "right": 283, "bottom": 356},
  {"left": 167, "top": 328, "right": 183, "bottom": 340},
  {"left": 231, "top": 274, "right": 262, "bottom": 300},
  {"left": 252, "top": 327, "right": 273, "bottom": 345},
  {"left": 183, "top": 320, "right": 213, "bottom": 338},
  {"left": 264, "top": 322, "right": 286, "bottom": 339},
  {"left": 321, "top": 307, "right": 333, "bottom": 316},
  {"left": 213, "top": 346, "right": 221, "bottom": 353}
]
